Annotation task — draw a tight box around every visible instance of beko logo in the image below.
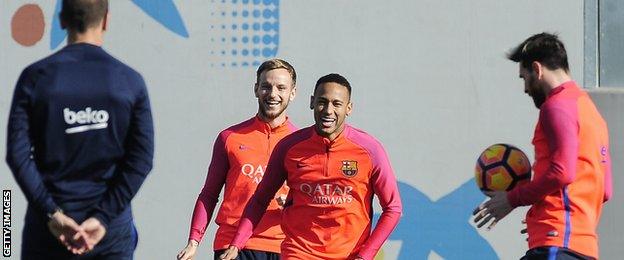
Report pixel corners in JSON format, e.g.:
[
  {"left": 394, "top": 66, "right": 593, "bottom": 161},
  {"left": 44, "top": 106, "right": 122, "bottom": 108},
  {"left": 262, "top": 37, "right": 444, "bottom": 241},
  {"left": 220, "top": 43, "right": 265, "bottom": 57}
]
[{"left": 63, "top": 107, "right": 109, "bottom": 134}]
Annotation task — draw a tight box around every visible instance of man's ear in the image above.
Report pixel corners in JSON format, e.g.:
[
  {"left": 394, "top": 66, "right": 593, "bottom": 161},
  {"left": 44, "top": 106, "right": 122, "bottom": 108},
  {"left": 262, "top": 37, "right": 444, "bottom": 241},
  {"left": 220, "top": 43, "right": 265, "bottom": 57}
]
[
  {"left": 346, "top": 101, "right": 353, "bottom": 116},
  {"left": 289, "top": 85, "right": 297, "bottom": 102},
  {"left": 102, "top": 11, "right": 109, "bottom": 31},
  {"left": 531, "top": 61, "right": 542, "bottom": 80}
]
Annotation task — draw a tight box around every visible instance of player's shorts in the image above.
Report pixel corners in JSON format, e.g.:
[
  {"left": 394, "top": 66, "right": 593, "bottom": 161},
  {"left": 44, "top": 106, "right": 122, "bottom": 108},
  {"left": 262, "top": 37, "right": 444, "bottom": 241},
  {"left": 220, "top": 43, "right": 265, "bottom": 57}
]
[
  {"left": 521, "top": 246, "right": 595, "bottom": 260},
  {"left": 21, "top": 206, "right": 138, "bottom": 260},
  {"left": 214, "top": 249, "right": 280, "bottom": 260}
]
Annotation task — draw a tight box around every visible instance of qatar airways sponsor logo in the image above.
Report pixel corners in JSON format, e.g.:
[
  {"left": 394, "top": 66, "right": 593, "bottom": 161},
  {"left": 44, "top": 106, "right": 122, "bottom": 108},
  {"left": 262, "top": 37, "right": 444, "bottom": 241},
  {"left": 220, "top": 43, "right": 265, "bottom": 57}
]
[
  {"left": 241, "top": 164, "right": 265, "bottom": 184},
  {"left": 299, "top": 182, "right": 354, "bottom": 205},
  {"left": 63, "top": 107, "right": 109, "bottom": 134}
]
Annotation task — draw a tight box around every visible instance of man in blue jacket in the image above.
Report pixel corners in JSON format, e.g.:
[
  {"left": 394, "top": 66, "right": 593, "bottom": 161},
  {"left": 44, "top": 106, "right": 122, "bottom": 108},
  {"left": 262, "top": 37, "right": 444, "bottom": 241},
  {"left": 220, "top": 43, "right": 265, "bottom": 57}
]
[{"left": 5, "top": 0, "right": 154, "bottom": 259}]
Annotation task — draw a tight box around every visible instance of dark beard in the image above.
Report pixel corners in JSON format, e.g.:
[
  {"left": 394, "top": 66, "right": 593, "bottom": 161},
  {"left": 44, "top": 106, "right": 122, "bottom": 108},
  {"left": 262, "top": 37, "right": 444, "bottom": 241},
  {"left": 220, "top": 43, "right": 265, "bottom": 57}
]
[
  {"left": 532, "top": 91, "right": 546, "bottom": 109},
  {"left": 526, "top": 75, "right": 545, "bottom": 109}
]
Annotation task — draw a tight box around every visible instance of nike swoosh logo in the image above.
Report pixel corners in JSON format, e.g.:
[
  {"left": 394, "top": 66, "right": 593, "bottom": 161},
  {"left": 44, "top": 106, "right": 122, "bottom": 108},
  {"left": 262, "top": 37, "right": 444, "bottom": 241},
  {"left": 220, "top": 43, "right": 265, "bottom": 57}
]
[{"left": 239, "top": 145, "right": 250, "bottom": 150}]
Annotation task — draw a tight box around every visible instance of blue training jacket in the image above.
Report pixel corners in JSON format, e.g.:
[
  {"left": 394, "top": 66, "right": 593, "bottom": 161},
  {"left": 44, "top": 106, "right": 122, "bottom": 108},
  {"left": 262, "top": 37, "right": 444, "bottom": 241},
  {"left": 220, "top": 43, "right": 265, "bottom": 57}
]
[{"left": 6, "top": 43, "right": 154, "bottom": 228}]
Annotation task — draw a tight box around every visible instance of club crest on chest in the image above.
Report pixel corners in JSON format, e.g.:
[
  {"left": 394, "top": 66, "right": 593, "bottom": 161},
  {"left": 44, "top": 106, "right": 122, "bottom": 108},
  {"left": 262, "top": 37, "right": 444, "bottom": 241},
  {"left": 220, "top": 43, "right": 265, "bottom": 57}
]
[{"left": 341, "top": 160, "right": 358, "bottom": 177}]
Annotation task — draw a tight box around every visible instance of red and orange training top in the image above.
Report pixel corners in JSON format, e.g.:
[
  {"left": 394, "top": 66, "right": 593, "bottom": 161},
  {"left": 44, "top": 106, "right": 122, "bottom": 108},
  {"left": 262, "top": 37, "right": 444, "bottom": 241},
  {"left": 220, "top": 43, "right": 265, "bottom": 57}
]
[
  {"left": 231, "top": 124, "right": 402, "bottom": 260},
  {"left": 507, "top": 81, "right": 612, "bottom": 259},
  {"left": 188, "top": 116, "right": 296, "bottom": 253}
]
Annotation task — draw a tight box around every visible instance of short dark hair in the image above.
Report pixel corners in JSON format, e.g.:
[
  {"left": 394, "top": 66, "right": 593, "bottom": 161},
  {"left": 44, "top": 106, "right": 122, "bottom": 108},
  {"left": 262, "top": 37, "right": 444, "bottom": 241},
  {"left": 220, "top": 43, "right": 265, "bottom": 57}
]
[
  {"left": 60, "top": 0, "right": 109, "bottom": 33},
  {"left": 314, "top": 73, "right": 352, "bottom": 97},
  {"left": 256, "top": 59, "right": 297, "bottom": 85},
  {"left": 507, "top": 32, "right": 569, "bottom": 72}
]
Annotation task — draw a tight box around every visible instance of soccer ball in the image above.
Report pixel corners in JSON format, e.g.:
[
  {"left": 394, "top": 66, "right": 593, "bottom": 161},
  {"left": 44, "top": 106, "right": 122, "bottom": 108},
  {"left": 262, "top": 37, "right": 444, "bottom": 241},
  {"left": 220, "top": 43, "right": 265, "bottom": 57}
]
[{"left": 475, "top": 143, "right": 531, "bottom": 192}]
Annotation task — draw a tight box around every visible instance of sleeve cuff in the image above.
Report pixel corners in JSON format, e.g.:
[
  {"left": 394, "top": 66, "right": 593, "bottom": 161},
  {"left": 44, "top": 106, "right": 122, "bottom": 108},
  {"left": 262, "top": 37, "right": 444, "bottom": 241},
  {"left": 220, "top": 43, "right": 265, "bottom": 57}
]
[
  {"left": 230, "top": 233, "right": 248, "bottom": 250},
  {"left": 507, "top": 190, "right": 521, "bottom": 208},
  {"left": 42, "top": 199, "right": 59, "bottom": 216},
  {"left": 188, "top": 232, "right": 203, "bottom": 244},
  {"left": 91, "top": 211, "right": 110, "bottom": 229},
  {"left": 230, "top": 240, "right": 244, "bottom": 249}
]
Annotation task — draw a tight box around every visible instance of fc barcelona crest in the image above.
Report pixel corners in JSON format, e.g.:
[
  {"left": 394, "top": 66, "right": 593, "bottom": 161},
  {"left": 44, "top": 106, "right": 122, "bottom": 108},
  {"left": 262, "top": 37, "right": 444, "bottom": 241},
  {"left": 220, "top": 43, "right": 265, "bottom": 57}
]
[{"left": 341, "top": 160, "right": 358, "bottom": 177}]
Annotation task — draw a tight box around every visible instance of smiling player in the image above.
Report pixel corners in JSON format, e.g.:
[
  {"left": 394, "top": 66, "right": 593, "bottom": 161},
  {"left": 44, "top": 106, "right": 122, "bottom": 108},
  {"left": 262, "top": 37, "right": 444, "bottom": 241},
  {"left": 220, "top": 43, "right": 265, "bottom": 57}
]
[
  {"left": 220, "top": 73, "right": 402, "bottom": 260},
  {"left": 177, "top": 59, "right": 297, "bottom": 260}
]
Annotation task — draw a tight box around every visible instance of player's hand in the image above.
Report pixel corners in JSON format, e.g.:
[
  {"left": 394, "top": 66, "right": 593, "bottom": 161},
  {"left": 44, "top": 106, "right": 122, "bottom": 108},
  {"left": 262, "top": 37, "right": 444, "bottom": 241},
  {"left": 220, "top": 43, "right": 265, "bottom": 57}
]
[
  {"left": 219, "top": 245, "right": 239, "bottom": 260},
  {"left": 47, "top": 211, "right": 89, "bottom": 255},
  {"left": 472, "top": 191, "right": 513, "bottom": 230},
  {"left": 177, "top": 240, "right": 199, "bottom": 260},
  {"left": 275, "top": 194, "right": 287, "bottom": 207},
  {"left": 79, "top": 217, "right": 107, "bottom": 250}
]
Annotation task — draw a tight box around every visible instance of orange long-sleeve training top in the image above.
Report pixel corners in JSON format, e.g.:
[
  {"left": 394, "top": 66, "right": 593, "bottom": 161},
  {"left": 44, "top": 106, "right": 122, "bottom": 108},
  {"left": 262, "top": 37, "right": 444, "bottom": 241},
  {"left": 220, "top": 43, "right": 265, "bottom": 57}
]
[{"left": 188, "top": 116, "right": 296, "bottom": 253}]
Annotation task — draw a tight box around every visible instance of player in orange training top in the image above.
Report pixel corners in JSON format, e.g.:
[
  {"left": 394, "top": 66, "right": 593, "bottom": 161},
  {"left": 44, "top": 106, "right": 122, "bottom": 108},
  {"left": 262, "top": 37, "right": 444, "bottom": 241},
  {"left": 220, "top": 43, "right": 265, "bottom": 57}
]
[
  {"left": 474, "top": 33, "right": 612, "bottom": 260},
  {"left": 220, "top": 73, "right": 402, "bottom": 260},
  {"left": 177, "top": 59, "right": 298, "bottom": 260}
]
